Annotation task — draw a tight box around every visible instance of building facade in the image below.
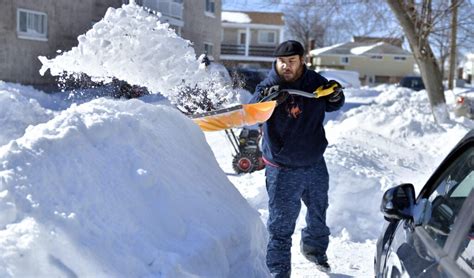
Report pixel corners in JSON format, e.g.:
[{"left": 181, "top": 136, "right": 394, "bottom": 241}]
[
  {"left": 181, "top": 0, "right": 221, "bottom": 61},
  {"left": 220, "top": 11, "right": 285, "bottom": 69},
  {"left": 310, "top": 37, "right": 415, "bottom": 85}
]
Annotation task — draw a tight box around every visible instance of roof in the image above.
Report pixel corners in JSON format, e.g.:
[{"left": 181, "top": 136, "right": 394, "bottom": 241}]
[
  {"left": 222, "top": 11, "right": 285, "bottom": 25},
  {"left": 353, "top": 36, "right": 404, "bottom": 47},
  {"left": 310, "top": 41, "right": 412, "bottom": 57}
]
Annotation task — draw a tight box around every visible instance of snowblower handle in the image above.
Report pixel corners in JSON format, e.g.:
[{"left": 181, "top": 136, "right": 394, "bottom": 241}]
[{"left": 259, "top": 81, "right": 343, "bottom": 103}]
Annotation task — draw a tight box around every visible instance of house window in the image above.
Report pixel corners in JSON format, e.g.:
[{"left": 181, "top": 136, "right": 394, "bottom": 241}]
[
  {"left": 204, "top": 42, "right": 214, "bottom": 56},
  {"left": 340, "top": 57, "right": 349, "bottom": 64},
  {"left": 238, "top": 31, "right": 246, "bottom": 45},
  {"left": 370, "top": 55, "right": 383, "bottom": 59},
  {"left": 258, "top": 31, "right": 277, "bottom": 44},
  {"left": 17, "top": 9, "right": 47, "bottom": 41},
  {"left": 205, "top": 0, "right": 215, "bottom": 16},
  {"left": 394, "top": 56, "right": 407, "bottom": 61}
]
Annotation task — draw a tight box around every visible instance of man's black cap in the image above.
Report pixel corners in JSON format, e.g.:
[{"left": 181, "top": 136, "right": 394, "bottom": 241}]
[{"left": 273, "top": 40, "right": 305, "bottom": 57}]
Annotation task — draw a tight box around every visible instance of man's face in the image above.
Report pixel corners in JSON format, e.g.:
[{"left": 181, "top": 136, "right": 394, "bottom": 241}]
[{"left": 276, "top": 55, "right": 304, "bottom": 82}]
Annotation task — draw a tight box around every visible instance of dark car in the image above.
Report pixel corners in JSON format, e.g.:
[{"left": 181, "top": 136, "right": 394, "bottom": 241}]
[
  {"left": 375, "top": 130, "right": 473, "bottom": 277},
  {"left": 399, "top": 76, "right": 425, "bottom": 91},
  {"left": 228, "top": 68, "right": 269, "bottom": 93}
]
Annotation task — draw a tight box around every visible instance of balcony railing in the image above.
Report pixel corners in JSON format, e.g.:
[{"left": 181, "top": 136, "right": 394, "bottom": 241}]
[
  {"left": 143, "top": 0, "right": 183, "bottom": 19},
  {"left": 221, "top": 44, "right": 275, "bottom": 57}
]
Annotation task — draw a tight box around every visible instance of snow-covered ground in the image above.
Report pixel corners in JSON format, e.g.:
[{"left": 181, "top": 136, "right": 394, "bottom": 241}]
[
  {"left": 1, "top": 1, "right": 473, "bottom": 277},
  {"left": 1, "top": 82, "right": 473, "bottom": 278}
]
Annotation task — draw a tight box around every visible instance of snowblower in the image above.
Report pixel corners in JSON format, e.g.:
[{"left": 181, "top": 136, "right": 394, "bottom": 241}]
[{"left": 224, "top": 128, "right": 265, "bottom": 174}]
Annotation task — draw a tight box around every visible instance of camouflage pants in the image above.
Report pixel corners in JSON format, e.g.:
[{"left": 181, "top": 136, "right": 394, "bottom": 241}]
[{"left": 265, "top": 159, "right": 330, "bottom": 273}]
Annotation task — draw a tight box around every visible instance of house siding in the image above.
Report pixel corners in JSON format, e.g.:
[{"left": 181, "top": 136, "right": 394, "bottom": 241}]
[{"left": 182, "top": 0, "right": 221, "bottom": 61}]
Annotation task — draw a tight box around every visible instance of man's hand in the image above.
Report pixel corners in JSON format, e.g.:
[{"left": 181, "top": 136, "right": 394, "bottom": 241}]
[
  {"left": 328, "top": 89, "right": 343, "bottom": 102},
  {"left": 262, "top": 85, "right": 280, "bottom": 97},
  {"left": 323, "top": 80, "right": 343, "bottom": 102}
]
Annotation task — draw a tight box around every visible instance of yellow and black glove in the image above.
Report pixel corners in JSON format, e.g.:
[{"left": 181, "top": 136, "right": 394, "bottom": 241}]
[{"left": 315, "top": 80, "right": 343, "bottom": 102}]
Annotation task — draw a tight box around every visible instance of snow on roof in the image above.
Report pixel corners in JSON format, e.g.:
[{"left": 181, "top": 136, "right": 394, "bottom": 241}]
[
  {"left": 309, "top": 43, "right": 344, "bottom": 56},
  {"left": 350, "top": 42, "right": 384, "bottom": 55},
  {"left": 222, "top": 11, "right": 251, "bottom": 23}
]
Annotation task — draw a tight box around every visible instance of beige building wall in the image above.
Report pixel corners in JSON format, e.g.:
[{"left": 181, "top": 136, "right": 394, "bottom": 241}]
[
  {"left": 314, "top": 54, "right": 415, "bottom": 83},
  {"left": 182, "top": 0, "right": 221, "bottom": 61},
  {"left": 0, "top": 0, "right": 120, "bottom": 87}
]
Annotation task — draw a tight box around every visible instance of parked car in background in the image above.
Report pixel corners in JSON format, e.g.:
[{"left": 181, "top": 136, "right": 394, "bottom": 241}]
[
  {"left": 454, "top": 93, "right": 474, "bottom": 119},
  {"left": 399, "top": 76, "right": 425, "bottom": 91},
  {"left": 375, "top": 130, "right": 473, "bottom": 277},
  {"left": 228, "top": 68, "right": 269, "bottom": 93}
]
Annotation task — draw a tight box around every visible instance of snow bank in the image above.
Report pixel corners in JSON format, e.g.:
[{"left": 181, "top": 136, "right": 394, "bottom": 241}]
[
  {"left": 39, "top": 2, "right": 227, "bottom": 108},
  {"left": 324, "top": 85, "right": 472, "bottom": 240},
  {"left": 0, "top": 98, "right": 268, "bottom": 277},
  {"left": 0, "top": 82, "right": 54, "bottom": 146}
]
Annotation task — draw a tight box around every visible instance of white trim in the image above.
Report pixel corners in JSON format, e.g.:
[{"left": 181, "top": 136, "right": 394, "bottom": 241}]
[
  {"left": 17, "top": 35, "right": 48, "bottom": 41},
  {"left": 245, "top": 27, "right": 250, "bottom": 56},
  {"left": 220, "top": 54, "right": 274, "bottom": 62},
  {"left": 205, "top": 11, "right": 216, "bottom": 18},
  {"left": 257, "top": 30, "right": 277, "bottom": 45},
  {"left": 17, "top": 8, "right": 48, "bottom": 41}
]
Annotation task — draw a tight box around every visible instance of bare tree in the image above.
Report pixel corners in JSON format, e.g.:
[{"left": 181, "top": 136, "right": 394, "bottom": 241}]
[
  {"left": 387, "top": 0, "right": 450, "bottom": 123},
  {"left": 447, "top": 0, "right": 458, "bottom": 90},
  {"left": 283, "top": 0, "right": 328, "bottom": 59}
]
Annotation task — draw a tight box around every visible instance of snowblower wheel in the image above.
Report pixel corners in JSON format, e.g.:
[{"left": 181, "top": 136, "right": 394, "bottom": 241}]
[{"left": 232, "top": 152, "right": 260, "bottom": 174}]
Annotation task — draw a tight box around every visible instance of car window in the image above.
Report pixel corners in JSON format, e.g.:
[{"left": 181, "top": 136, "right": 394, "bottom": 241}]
[
  {"left": 456, "top": 221, "right": 474, "bottom": 274},
  {"left": 423, "top": 147, "right": 474, "bottom": 248}
]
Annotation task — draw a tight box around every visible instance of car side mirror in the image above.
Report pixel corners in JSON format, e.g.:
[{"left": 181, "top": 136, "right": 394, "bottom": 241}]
[{"left": 381, "top": 183, "right": 416, "bottom": 222}]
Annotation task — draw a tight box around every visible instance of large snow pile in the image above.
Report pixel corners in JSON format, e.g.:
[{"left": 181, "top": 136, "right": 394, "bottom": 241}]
[
  {"left": 39, "top": 2, "right": 231, "bottom": 110},
  {"left": 0, "top": 85, "right": 268, "bottom": 277}
]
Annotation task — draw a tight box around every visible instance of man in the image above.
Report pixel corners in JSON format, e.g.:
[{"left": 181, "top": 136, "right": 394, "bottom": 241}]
[{"left": 249, "top": 40, "right": 344, "bottom": 277}]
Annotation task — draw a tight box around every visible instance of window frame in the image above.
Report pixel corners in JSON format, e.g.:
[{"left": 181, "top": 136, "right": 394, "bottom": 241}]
[
  {"left": 257, "top": 30, "right": 277, "bottom": 45},
  {"left": 237, "top": 30, "right": 246, "bottom": 45},
  {"left": 340, "top": 56, "right": 349, "bottom": 65},
  {"left": 17, "top": 8, "right": 48, "bottom": 41},
  {"left": 394, "top": 56, "right": 407, "bottom": 61},
  {"left": 205, "top": 0, "right": 216, "bottom": 17},
  {"left": 204, "top": 42, "right": 214, "bottom": 58}
]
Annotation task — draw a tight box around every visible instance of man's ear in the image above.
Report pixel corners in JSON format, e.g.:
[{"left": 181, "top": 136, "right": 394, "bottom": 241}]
[{"left": 299, "top": 56, "right": 305, "bottom": 64}]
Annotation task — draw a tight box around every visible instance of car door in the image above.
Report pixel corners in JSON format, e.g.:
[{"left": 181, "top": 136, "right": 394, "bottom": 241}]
[{"left": 383, "top": 144, "right": 473, "bottom": 277}]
